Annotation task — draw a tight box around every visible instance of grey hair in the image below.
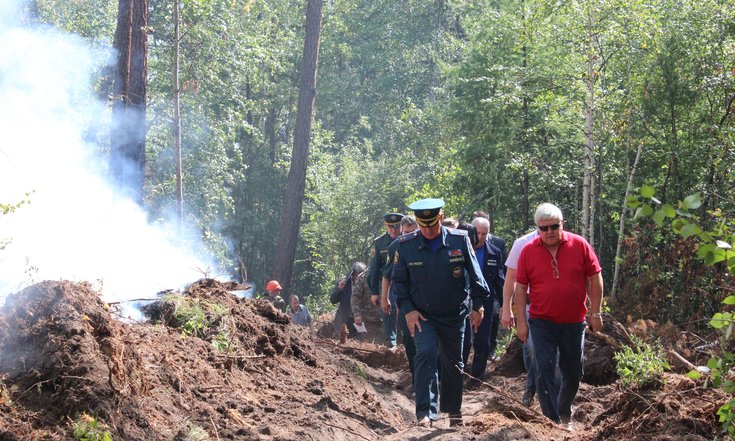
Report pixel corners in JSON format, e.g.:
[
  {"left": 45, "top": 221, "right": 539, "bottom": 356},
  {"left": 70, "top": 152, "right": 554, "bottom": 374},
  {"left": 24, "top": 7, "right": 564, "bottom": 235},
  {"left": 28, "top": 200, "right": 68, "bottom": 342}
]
[
  {"left": 471, "top": 217, "right": 490, "bottom": 229},
  {"left": 289, "top": 294, "right": 300, "bottom": 302},
  {"left": 534, "top": 203, "right": 563, "bottom": 224},
  {"left": 400, "top": 214, "right": 417, "bottom": 228}
]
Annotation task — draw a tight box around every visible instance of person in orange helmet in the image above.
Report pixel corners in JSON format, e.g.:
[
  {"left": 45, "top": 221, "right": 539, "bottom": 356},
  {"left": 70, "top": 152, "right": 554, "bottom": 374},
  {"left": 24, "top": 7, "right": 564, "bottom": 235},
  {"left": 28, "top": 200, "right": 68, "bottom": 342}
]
[{"left": 260, "top": 280, "right": 286, "bottom": 311}]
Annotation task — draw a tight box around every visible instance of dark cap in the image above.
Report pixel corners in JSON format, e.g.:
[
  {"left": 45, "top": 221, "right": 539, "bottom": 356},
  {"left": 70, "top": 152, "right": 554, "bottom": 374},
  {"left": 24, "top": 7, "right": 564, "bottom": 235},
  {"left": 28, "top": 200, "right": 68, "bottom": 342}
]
[
  {"left": 383, "top": 212, "right": 404, "bottom": 226},
  {"left": 408, "top": 198, "right": 445, "bottom": 227}
]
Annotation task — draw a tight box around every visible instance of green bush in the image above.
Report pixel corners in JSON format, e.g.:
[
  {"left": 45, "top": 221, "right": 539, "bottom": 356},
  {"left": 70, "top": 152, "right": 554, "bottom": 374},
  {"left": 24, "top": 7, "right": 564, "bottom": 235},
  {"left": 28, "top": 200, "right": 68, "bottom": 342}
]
[
  {"left": 162, "top": 294, "right": 228, "bottom": 338},
  {"left": 614, "top": 336, "right": 669, "bottom": 389},
  {"left": 72, "top": 414, "right": 112, "bottom": 441}
]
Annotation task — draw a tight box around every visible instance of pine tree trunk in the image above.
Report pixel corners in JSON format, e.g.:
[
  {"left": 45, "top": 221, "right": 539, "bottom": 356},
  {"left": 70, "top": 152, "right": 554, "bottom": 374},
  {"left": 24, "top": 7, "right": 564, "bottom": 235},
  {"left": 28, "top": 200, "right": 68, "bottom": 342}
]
[
  {"left": 274, "top": 0, "right": 323, "bottom": 291},
  {"left": 110, "top": 0, "right": 148, "bottom": 205}
]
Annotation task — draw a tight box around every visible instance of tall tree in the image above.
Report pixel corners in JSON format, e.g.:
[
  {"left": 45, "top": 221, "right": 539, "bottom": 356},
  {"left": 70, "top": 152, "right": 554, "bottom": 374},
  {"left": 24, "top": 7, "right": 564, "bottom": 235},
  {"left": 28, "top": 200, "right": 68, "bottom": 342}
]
[
  {"left": 110, "top": 0, "right": 148, "bottom": 205},
  {"left": 172, "top": 0, "right": 183, "bottom": 226},
  {"left": 274, "top": 0, "right": 323, "bottom": 291}
]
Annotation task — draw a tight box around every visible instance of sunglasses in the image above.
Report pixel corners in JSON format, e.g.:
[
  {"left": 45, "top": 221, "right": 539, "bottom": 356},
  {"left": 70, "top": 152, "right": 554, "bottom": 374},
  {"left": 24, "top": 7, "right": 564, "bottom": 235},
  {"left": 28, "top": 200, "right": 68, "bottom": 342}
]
[{"left": 538, "top": 223, "right": 561, "bottom": 232}]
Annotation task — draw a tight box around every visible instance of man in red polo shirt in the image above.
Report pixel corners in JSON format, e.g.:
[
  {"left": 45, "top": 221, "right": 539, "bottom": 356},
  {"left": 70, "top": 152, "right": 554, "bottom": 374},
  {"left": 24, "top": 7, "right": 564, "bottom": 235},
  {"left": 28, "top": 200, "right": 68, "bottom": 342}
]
[{"left": 513, "top": 203, "right": 603, "bottom": 432}]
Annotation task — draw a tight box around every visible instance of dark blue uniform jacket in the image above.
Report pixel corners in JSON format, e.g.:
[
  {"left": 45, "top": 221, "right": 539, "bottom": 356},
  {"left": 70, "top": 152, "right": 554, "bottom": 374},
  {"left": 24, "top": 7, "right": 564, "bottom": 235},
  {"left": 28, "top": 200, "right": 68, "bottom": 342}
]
[{"left": 392, "top": 227, "right": 490, "bottom": 320}]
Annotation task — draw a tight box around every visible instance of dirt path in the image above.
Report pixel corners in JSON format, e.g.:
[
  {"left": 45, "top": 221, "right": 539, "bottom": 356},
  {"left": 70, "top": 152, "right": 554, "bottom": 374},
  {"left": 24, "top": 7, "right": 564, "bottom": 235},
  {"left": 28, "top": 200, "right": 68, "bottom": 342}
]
[{"left": 0, "top": 280, "right": 727, "bottom": 440}]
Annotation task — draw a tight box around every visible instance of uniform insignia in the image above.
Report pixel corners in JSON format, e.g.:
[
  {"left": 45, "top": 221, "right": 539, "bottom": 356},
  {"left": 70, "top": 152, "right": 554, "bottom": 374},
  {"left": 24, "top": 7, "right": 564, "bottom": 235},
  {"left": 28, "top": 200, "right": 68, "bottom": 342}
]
[
  {"left": 386, "top": 254, "right": 391, "bottom": 264},
  {"left": 423, "top": 210, "right": 431, "bottom": 215},
  {"left": 394, "top": 250, "right": 400, "bottom": 264},
  {"left": 449, "top": 249, "right": 462, "bottom": 257},
  {"left": 452, "top": 267, "right": 463, "bottom": 278},
  {"left": 487, "top": 259, "right": 498, "bottom": 266},
  {"left": 371, "top": 248, "right": 375, "bottom": 256}
]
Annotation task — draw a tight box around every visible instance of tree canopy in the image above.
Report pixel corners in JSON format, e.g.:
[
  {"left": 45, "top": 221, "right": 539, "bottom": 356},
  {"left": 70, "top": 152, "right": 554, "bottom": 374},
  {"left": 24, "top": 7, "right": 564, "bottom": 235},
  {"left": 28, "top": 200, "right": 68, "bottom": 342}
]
[{"left": 31, "top": 0, "right": 735, "bottom": 322}]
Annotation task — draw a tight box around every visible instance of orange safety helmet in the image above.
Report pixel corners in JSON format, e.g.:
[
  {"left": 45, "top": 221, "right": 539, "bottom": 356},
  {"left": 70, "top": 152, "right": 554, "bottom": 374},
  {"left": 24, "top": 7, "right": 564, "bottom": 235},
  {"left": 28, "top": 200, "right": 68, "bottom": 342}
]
[{"left": 266, "top": 280, "right": 282, "bottom": 291}]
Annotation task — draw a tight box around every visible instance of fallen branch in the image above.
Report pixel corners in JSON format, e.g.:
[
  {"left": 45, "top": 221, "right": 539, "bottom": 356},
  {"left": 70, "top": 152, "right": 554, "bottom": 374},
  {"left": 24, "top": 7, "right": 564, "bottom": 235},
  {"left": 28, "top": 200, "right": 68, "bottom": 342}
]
[
  {"left": 321, "top": 421, "right": 373, "bottom": 441},
  {"left": 212, "top": 353, "right": 266, "bottom": 360},
  {"left": 106, "top": 298, "right": 159, "bottom": 305},
  {"left": 209, "top": 415, "right": 220, "bottom": 441},
  {"left": 668, "top": 349, "right": 697, "bottom": 371}
]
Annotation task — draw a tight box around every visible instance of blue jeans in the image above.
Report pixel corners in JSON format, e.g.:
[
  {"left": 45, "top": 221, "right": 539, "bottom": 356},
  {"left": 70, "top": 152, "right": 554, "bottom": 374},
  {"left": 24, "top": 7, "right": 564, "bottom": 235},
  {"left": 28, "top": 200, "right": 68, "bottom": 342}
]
[
  {"left": 523, "top": 333, "right": 536, "bottom": 393},
  {"left": 528, "top": 318, "right": 585, "bottom": 423},
  {"left": 413, "top": 315, "right": 465, "bottom": 420},
  {"left": 382, "top": 292, "right": 398, "bottom": 347},
  {"left": 469, "top": 301, "right": 498, "bottom": 380},
  {"left": 524, "top": 318, "right": 562, "bottom": 395}
]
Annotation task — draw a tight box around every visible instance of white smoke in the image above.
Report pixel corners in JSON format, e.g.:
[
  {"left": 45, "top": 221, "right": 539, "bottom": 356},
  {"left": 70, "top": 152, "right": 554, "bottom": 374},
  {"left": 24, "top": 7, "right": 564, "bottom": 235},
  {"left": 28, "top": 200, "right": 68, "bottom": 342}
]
[{"left": 0, "top": 1, "right": 214, "bottom": 306}]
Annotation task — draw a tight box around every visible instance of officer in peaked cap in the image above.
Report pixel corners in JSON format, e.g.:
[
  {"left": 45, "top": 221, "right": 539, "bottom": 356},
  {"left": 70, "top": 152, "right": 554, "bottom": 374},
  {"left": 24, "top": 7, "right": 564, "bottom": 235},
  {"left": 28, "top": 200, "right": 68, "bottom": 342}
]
[
  {"left": 410, "top": 198, "right": 444, "bottom": 227},
  {"left": 367, "top": 211, "right": 404, "bottom": 347},
  {"left": 391, "top": 198, "right": 490, "bottom": 426}
]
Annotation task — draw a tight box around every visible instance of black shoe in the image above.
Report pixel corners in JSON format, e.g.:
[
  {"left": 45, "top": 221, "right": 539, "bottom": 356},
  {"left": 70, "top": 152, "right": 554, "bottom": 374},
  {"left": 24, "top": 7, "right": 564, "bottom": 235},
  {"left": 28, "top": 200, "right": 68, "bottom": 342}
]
[
  {"left": 522, "top": 389, "right": 535, "bottom": 406},
  {"left": 449, "top": 413, "right": 463, "bottom": 427}
]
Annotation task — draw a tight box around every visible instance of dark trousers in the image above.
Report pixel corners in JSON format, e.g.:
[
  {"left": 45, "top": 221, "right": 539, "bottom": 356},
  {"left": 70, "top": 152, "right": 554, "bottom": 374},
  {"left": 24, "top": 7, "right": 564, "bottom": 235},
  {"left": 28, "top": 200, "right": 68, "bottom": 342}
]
[
  {"left": 398, "top": 308, "right": 416, "bottom": 374},
  {"left": 413, "top": 315, "right": 465, "bottom": 420},
  {"left": 487, "top": 300, "right": 501, "bottom": 354},
  {"left": 382, "top": 293, "right": 398, "bottom": 347},
  {"left": 469, "top": 301, "right": 499, "bottom": 380},
  {"left": 529, "top": 318, "right": 585, "bottom": 423}
]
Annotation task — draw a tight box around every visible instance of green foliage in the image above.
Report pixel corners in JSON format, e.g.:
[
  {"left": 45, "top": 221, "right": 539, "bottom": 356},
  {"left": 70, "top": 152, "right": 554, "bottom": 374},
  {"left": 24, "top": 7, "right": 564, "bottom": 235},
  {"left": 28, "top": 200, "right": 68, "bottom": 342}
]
[
  {"left": 211, "top": 333, "right": 234, "bottom": 353},
  {"left": 630, "top": 187, "right": 735, "bottom": 434},
  {"left": 72, "top": 414, "right": 113, "bottom": 441},
  {"left": 613, "top": 336, "right": 669, "bottom": 389},
  {"left": 0, "top": 193, "right": 32, "bottom": 251},
  {"left": 163, "top": 294, "right": 228, "bottom": 338}
]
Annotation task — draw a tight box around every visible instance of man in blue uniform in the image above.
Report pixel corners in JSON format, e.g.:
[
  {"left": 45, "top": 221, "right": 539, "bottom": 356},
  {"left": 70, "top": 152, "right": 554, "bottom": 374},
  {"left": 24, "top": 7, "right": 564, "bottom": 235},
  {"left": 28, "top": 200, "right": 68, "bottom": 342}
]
[
  {"left": 392, "top": 198, "right": 490, "bottom": 427},
  {"left": 368, "top": 212, "right": 404, "bottom": 347},
  {"left": 467, "top": 216, "right": 506, "bottom": 387}
]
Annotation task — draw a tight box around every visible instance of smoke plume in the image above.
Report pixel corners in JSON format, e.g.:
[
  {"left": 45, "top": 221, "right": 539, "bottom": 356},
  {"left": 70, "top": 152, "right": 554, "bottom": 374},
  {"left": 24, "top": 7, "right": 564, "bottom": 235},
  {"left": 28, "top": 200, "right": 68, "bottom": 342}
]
[{"left": 0, "top": 0, "right": 213, "bottom": 306}]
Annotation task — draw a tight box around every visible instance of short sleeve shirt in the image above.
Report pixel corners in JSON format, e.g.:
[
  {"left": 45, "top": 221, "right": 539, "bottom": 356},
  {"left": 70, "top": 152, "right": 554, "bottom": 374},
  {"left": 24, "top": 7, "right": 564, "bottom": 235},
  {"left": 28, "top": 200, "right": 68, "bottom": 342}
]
[
  {"left": 506, "top": 230, "right": 539, "bottom": 270},
  {"left": 516, "top": 231, "right": 601, "bottom": 323}
]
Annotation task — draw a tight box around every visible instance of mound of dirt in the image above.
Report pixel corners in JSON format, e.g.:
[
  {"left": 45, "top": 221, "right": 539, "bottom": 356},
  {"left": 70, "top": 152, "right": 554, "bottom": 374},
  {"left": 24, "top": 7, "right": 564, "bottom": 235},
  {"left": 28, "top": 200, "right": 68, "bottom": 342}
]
[
  {"left": 0, "top": 281, "right": 729, "bottom": 440},
  {"left": 0, "top": 280, "right": 412, "bottom": 440}
]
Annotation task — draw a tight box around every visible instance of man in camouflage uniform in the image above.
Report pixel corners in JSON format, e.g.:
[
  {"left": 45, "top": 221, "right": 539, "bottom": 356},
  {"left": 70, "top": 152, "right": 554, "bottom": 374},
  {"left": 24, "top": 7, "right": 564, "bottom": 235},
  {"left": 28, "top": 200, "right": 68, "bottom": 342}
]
[{"left": 351, "top": 269, "right": 385, "bottom": 344}]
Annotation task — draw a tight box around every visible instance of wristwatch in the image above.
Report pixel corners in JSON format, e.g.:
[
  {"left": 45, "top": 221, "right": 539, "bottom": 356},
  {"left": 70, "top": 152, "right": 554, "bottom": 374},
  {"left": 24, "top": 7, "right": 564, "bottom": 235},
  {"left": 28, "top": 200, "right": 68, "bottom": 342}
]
[{"left": 590, "top": 312, "right": 602, "bottom": 319}]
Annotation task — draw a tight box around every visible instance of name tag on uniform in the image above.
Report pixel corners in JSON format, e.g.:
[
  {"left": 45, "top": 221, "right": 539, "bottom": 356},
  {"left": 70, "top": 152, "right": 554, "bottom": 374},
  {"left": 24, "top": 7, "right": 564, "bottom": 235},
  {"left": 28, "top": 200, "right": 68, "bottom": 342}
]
[
  {"left": 486, "top": 259, "right": 498, "bottom": 266},
  {"left": 408, "top": 261, "right": 425, "bottom": 268},
  {"left": 449, "top": 257, "right": 465, "bottom": 263}
]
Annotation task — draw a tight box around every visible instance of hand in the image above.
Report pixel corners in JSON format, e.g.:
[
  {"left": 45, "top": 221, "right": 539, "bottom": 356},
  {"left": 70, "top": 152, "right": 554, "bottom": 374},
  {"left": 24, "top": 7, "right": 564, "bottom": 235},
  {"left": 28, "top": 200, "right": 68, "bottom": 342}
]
[
  {"left": 405, "top": 310, "right": 427, "bottom": 337},
  {"left": 338, "top": 279, "right": 346, "bottom": 290},
  {"left": 381, "top": 295, "right": 391, "bottom": 315},
  {"left": 516, "top": 320, "right": 528, "bottom": 343},
  {"left": 589, "top": 315, "right": 603, "bottom": 333},
  {"left": 354, "top": 315, "right": 363, "bottom": 326},
  {"left": 371, "top": 294, "right": 380, "bottom": 306},
  {"left": 470, "top": 309, "right": 484, "bottom": 332},
  {"left": 500, "top": 308, "right": 515, "bottom": 330}
]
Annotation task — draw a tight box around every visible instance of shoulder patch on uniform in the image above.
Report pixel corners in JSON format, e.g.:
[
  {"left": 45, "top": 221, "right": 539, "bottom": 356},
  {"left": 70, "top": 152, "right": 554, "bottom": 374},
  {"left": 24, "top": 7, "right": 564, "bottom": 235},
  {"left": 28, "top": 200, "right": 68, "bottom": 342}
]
[{"left": 399, "top": 230, "right": 420, "bottom": 242}]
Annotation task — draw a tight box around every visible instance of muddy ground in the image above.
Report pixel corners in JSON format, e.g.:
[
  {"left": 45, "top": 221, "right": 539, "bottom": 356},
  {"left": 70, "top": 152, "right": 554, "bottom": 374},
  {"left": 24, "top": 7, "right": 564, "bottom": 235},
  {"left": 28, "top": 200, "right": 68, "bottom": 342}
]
[{"left": 0, "top": 280, "right": 728, "bottom": 440}]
